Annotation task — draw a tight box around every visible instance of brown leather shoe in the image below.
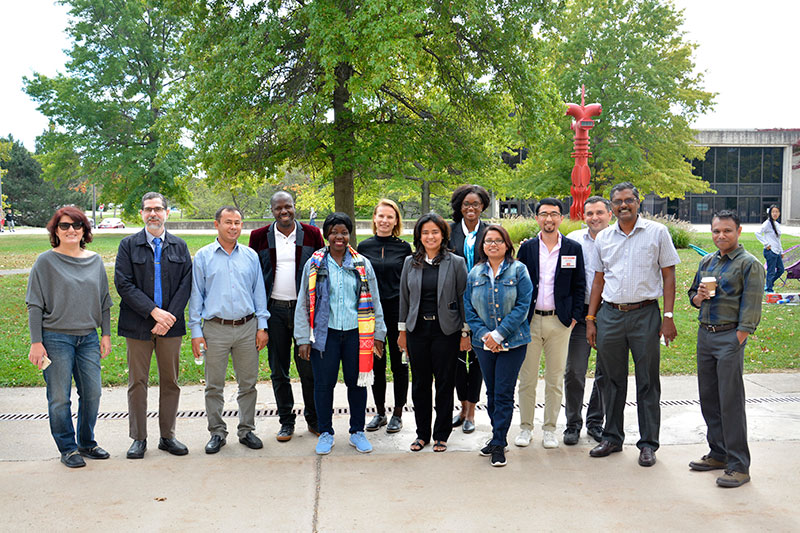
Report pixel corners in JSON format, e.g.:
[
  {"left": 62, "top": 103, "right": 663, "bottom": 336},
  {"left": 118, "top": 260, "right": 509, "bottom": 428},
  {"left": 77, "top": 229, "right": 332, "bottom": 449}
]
[
  {"left": 716, "top": 469, "right": 750, "bottom": 488},
  {"left": 589, "top": 440, "right": 622, "bottom": 457},
  {"left": 638, "top": 447, "right": 656, "bottom": 467},
  {"left": 689, "top": 454, "right": 726, "bottom": 471}
]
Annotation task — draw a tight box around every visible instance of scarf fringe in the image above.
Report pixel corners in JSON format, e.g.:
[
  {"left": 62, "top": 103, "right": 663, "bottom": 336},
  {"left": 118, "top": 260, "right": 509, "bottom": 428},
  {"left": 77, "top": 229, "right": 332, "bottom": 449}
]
[{"left": 357, "top": 370, "right": 374, "bottom": 388}]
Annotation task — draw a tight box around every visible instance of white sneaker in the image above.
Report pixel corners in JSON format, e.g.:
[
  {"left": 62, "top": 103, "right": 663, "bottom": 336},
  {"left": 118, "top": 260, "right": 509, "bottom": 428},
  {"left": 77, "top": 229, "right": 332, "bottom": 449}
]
[
  {"left": 542, "top": 430, "right": 559, "bottom": 449},
  {"left": 515, "top": 429, "right": 532, "bottom": 447}
]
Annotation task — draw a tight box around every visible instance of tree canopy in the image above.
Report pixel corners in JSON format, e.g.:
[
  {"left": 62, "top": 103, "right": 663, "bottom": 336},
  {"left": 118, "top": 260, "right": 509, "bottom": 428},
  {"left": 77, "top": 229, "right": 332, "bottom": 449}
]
[
  {"left": 24, "top": 0, "right": 189, "bottom": 215},
  {"left": 167, "top": 0, "right": 563, "bottom": 223}
]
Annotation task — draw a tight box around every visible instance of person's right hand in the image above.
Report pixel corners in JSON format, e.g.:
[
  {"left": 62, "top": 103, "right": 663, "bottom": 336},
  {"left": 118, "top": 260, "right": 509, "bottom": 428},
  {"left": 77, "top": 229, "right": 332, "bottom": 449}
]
[
  {"left": 191, "top": 337, "right": 207, "bottom": 359},
  {"left": 29, "top": 342, "right": 48, "bottom": 369},
  {"left": 151, "top": 307, "right": 177, "bottom": 328},
  {"left": 297, "top": 344, "right": 311, "bottom": 360},
  {"left": 397, "top": 331, "right": 407, "bottom": 354},
  {"left": 586, "top": 321, "right": 597, "bottom": 349}
]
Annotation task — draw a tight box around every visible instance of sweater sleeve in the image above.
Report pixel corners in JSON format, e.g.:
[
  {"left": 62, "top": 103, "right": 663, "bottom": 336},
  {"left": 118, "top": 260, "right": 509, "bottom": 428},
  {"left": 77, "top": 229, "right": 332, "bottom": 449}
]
[{"left": 25, "top": 259, "right": 46, "bottom": 344}]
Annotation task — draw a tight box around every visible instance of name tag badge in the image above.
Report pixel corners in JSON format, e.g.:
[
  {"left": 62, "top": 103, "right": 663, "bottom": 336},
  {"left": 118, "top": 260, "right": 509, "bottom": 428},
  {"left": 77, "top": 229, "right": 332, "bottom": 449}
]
[{"left": 561, "top": 255, "right": 577, "bottom": 269}]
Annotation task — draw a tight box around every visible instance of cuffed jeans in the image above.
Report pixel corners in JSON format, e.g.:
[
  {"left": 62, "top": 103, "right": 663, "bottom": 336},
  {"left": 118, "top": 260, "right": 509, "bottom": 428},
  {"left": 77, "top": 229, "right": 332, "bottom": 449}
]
[
  {"left": 763, "top": 248, "right": 784, "bottom": 292},
  {"left": 697, "top": 327, "right": 750, "bottom": 474},
  {"left": 518, "top": 314, "right": 572, "bottom": 432},
  {"left": 267, "top": 299, "right": 317, "bottom": 428},
  {"left": 310, "top": 328, "right": 366, "bottom": 435},
  {"left": 476, "top": 344, "right": 527, "bottom": 447},
  {"left": 41, "top": 330, "right": 102, "bottom": 454},
  {"left": 203, "top": 319, "right": 259, "bottom": 439},
  {"left": 596, "top": 302, "right": 661, "bottom": 450}
]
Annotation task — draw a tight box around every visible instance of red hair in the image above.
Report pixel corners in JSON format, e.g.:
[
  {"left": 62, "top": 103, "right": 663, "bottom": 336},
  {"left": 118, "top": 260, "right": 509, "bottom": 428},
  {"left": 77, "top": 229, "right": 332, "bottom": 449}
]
[{"left": 46, "top": 206, "right": 93, "bottom": 249}]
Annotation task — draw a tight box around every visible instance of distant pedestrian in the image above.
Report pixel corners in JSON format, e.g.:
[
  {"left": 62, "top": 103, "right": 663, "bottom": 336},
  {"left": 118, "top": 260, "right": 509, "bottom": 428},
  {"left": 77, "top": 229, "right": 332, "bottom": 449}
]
[
  {"left": 755, "top": 204, "right": 783, "bottom": 293},
  {"left": 309, "top": 207, "right": 317, "bottom": 227},
  {"left": 688, "top": 210, "right": 764, "bottom": 488}
]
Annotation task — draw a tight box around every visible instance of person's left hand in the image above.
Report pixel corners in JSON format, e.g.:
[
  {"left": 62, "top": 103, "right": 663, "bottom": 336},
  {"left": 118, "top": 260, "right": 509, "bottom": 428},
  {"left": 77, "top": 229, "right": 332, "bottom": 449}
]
[
  {"left": 482, "top": 334, "right": 502, "bottom": 353},
  {"left": 459, "top": 334, "right": 471, "bottom": 352},
  {"left": 151, "top": 323, "right": 169, "bottom": 336},
  {"left": 100, "top": 335, "right": 112, "bottom": 358},
  {"left": 256, "top": 329, "right": 268, "bottom": 351},
  {"left": 373, "top": 340, "right": 384, "bottom": 359},
  {"left": 736, "top": 330, "right": 749, "bottom": 345},
  {"left": 660, "top": 317, "right": 677, "bottom": 346}
]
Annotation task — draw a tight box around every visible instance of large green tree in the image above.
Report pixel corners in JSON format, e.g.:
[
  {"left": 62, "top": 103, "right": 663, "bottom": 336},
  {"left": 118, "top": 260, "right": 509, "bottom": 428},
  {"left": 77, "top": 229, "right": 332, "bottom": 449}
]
[
  {"left": 167, "top": 0, "right": 562, "bottom": 225},
  {"left": 516, "top": 0, "right": 715, "bottom": 200},
  {"left": 0, "top": 138, "right": 89, "bottom": 227},
  {"left": 24, "top": 0, "right": 189, "bottom": 215}
]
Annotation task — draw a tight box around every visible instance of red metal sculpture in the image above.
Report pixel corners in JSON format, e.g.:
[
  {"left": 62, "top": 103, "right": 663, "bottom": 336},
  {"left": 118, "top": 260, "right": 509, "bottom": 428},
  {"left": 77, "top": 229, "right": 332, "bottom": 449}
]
[{"left": 566, "top": 85, "right": 602, "bottom": 220}]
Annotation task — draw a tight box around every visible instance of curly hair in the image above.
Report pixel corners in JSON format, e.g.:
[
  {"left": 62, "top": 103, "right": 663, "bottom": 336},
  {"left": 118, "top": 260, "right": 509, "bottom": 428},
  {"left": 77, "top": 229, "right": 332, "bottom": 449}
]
[{"left": 450, "top": 184, "right": 490, "bottom": 223}]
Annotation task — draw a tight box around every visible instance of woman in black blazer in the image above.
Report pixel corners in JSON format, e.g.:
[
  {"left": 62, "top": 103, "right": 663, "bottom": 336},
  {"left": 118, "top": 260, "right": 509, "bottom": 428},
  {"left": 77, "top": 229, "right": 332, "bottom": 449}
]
[
  {"left": 398, "top": 213, "right": 470, "bottom": 452},
  {"left": 448, "top": 184, "right": 490, "bottom": 433}
]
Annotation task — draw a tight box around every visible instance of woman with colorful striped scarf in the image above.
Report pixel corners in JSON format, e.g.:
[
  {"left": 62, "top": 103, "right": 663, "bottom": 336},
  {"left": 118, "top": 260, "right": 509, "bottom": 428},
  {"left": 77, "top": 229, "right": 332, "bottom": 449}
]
[{"left": 295, "top": 212, "right": 387, "bottom": 455}]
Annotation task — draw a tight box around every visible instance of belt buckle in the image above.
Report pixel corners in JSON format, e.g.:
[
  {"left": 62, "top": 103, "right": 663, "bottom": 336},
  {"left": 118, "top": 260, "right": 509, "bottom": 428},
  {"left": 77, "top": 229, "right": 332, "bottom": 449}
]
[{"left": 423, "top": 315, "right": 436, "bottom": 321}]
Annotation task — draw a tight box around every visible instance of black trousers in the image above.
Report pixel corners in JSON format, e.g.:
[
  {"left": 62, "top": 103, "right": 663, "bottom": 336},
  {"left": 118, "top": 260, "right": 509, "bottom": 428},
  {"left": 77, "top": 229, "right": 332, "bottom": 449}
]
[
  {"left": 455, "top": 348, "right": 482, "bottom": 404},
  {"left": 371, "top": 297, "right": 409, "bottom": 415},
  {"left": 564, "top": 314, "right": 605, "bottom": 432},
  {"left": 596, "top": 302, "right": 661, "bottom": 450},
  {"left": 407, "top": 319, "right": 459, "bottom": 442},
  {"left": 267, "top": 299, "right": 317, "bottom": 428},
  {"left": 697, "top": 327, "right": 750, "bottom": 473}
]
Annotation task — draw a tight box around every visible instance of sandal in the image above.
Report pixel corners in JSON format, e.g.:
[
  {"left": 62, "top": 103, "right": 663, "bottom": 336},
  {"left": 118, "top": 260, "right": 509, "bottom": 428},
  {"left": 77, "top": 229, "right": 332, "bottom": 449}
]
[
  {"left": 410, "top": 439, "right": 428, "bottom": 452},
  {"left": 433, "top": 440, "right": 447, "bottom": 452}
]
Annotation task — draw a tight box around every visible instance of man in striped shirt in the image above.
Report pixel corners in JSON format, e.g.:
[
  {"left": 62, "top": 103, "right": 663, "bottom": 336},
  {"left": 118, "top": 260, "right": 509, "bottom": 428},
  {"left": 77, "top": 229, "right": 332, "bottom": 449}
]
[{"left": 687, "top": 210, "right": 764, "bottom": 488}]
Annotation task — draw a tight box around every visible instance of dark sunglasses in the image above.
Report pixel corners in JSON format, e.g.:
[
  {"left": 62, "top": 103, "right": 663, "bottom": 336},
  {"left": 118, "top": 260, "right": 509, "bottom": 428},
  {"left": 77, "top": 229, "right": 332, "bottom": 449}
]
[{"left": 57, "top": 221, "right": 84, "bottom": 230}]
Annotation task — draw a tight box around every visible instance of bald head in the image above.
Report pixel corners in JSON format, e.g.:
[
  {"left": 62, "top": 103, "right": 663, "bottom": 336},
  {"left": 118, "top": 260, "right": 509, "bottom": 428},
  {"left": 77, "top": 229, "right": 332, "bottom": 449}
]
[{"left": 271, "top": 191, "right": 296, "bottom": 232}]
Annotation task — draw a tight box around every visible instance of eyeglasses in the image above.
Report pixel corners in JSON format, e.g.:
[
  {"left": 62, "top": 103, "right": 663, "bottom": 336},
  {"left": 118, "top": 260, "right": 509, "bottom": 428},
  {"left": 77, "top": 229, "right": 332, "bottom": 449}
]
[
  {"left": 142, "top": 207, "right": 166, "bottom": 214},
  {"left": 57, "top": 221, "right": 83, "bottom": 230},
  {"left": 462, "top": 201, "right": 483, "bottom": 209},
  {"left": 536, "top": 212, "right": 562, "bottom": 219},
  {"left": 610, "top": 198, "right": 638, "bottom": 207},
  {"left": 484, "top": 239, "right": 506, "bottom": 247}
]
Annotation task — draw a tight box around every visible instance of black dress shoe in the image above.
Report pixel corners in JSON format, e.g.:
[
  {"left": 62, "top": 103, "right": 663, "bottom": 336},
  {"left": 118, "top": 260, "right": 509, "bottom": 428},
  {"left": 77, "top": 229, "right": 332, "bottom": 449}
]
[
  {"left": 386, "top": 415, "right": 403, "bottom": 433},
  {"left": 158, "top": 437, "right": 189, "bottom": 456},
  {"left": 589, "top": 440, "right": 623, "bottom": 457},
  {"left": 452, "top": 414, "right": 465, "bottom": 428},
  {"left": 239, "top": 431, "right": 263, "bottom": 450},
  {"left": 79, "top": 445, "right": 110, "bottom": 460},
  {"left": 563, "top": 429, "right": 580, "bottom": 446},
  {"left": 586, "top": 426, "right": 604, "bottom": 443},
  {"left": 366, "top": 414, "right": 387, "bottom": 432},
  {"left": 462, "top": 420, "right": 476, "bottom": 434},
  {"left": 307, "top": 423, "right": 320, "bottom": 436},
  {"left": 205, "top": 435, "right": 226, "bottom": 454},
  {"left": 61, "top": 450, "right": 86, "bottom": 468},
  {"left": 638, "top": 447, "right": 657, "bottom": 467},
  {"left": 127, "top": 440, "right": 147, "bottom": 459},
  {"left": 276, "top": 425, "right": 294, "bottom": 442}
]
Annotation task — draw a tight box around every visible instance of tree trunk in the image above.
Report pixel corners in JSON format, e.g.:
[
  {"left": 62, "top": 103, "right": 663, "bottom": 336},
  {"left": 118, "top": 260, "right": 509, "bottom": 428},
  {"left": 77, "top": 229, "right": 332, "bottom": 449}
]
[
  {"left": 420, "top": 179, "right": 431, "bottom": 214},
  {"left": 331, "top": 61, "right": 357, "bottom": 243}
]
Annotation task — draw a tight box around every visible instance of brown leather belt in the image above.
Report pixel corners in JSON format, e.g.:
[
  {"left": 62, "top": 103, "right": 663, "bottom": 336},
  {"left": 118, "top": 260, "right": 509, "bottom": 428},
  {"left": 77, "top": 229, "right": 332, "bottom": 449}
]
[
  {"left": 534, "top": 309, "right": 556, "bottom": 316},
  {"left": 605, "top": 300, "right": 657, "bottom": 312},
  {"left": 206, "top": 314, "right": 255, "bottom": 326},
  {"left": 699, "top": 323, "right": 737, "bottom": 333}
]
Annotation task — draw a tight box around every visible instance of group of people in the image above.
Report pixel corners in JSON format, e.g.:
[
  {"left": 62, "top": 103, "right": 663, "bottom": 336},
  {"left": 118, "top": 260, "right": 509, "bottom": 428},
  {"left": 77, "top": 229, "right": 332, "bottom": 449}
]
[{"left": 26, "top": 183, "right": 767, "bottom": 488}]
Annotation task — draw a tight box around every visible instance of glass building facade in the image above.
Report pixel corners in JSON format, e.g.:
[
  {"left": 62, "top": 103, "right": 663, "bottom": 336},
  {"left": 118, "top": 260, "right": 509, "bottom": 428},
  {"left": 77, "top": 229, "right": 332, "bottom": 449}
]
[{"left": 644, "top": 146, "right": 783, "bottom": 224}]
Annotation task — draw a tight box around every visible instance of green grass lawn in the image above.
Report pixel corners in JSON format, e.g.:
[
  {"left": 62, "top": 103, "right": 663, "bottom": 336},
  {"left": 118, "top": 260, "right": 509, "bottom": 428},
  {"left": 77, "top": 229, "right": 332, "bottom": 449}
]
[{"left": 1, "top": 231, "right": 798, "bottom": 387}]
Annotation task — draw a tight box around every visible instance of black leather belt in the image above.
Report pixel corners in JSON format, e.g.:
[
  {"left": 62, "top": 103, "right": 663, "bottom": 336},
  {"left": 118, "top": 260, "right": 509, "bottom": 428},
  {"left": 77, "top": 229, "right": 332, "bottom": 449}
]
[
  {"left": 269, "top": 299, "right": 296, "bottom": 308},
  {"left": 699, "top": 323, "right": 737, "bottom": 333},
  {"left": 422, "top": 314, "right": 437, "bottom": 321},
  {"left": 207, "top": 314, "right": 255, "bottom": 326},
  {"left": 605, "top": 300, "right": 657, "bottom": 312},
  {"left": 534, "top": 309, "right": 556, "bottom": 316}
]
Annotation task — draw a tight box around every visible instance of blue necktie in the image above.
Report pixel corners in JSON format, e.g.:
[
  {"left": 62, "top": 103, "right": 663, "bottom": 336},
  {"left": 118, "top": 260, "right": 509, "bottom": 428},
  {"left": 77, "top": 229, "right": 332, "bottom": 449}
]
[{"left": 153, "top": 237, "right": 163, "bottom": 309}]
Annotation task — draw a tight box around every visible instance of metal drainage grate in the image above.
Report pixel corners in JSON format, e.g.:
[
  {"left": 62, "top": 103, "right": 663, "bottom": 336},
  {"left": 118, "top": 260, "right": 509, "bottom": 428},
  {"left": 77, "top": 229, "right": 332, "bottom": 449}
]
[{"left": 1, "top": 396, "right": 797, "bottom": 421}]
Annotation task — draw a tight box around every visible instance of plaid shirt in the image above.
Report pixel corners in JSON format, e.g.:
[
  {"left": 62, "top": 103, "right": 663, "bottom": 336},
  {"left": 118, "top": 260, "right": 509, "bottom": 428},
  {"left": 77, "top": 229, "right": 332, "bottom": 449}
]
[{"left": 688, "top": 244, "right": 765, "bottom": 333}]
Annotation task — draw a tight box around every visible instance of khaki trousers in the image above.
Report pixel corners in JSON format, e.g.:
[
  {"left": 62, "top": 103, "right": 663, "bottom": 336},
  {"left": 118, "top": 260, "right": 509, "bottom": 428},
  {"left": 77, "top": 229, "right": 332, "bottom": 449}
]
[
  {"left": 126, "top": 336, "right": 182, "bottom": 440},
  {"left": 518, "top": 314, "right": 572, "bottom": 432},
  {"left": 202, "top": 319, "right": 259, "bottom": 439}
]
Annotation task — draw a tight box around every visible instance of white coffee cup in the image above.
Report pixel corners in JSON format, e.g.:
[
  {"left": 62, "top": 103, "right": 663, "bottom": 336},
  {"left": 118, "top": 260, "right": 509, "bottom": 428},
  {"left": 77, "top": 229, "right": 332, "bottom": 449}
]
[{"left": 701, "top": 276, "right": 717, "bottom": 297}]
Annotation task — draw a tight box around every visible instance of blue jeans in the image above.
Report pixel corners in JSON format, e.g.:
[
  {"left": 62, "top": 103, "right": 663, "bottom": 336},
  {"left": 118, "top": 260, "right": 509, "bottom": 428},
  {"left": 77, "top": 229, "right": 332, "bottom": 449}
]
[
  {"left": 310, "top": 329, "right": 366, "bottom": 435},
  {"left": 475, "top": 344, "right": 527, "bottom": 447},
  {"left": 41, "top": 330, "right": 102, "bottom": 453},
  {"left": 763, "top": 248, "right": 785, "bottom": 292}
]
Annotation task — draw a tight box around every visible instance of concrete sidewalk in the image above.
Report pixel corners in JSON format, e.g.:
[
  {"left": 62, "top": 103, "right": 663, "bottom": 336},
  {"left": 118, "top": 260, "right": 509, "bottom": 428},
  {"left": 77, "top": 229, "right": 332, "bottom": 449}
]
[{"left": 1, "top": 373, "right": 799, "bottom": 531}]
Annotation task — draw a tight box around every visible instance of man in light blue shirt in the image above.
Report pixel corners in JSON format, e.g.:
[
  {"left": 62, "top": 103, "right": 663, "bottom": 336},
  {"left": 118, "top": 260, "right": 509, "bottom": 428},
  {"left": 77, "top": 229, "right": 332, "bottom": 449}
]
[{"left": 189, "top": 206, "right": 269, "bottom": 454}]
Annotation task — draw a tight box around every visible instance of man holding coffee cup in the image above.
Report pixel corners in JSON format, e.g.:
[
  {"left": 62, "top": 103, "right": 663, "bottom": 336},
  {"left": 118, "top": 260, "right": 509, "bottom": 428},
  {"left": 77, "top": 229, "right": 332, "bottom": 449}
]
[{"left": 688, "top": 210, "right": 765, "bottom": 488}]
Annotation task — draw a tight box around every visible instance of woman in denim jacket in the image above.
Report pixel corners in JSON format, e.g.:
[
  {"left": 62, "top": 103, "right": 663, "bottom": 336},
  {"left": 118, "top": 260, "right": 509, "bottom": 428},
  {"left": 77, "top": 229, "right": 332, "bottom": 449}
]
[{"left": 464, "top": 224, "right": 532, "bottom": 466}]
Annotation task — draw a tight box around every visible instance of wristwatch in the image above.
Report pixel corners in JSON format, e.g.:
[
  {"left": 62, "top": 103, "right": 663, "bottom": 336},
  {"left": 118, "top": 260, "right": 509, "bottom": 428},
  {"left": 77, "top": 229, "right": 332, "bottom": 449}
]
[
  {"left": 461, "top": 331, "right": 470, "bottom": 338},
  {"left": 663, "top": 312, "right": 674, "bottom": 319}
]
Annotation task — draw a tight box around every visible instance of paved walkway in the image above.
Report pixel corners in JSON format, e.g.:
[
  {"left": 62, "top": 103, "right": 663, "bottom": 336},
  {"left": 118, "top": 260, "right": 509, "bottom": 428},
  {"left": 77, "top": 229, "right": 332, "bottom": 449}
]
[{"left": 1, "top": 373, "right": 798, "bottom": 531}]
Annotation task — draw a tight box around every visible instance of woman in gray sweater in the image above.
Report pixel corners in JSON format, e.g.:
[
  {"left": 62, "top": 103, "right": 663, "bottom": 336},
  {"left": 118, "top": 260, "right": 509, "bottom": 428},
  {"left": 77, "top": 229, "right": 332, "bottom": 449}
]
[{"left": 26, "top": 206, "right": 112, "bottom": 468}]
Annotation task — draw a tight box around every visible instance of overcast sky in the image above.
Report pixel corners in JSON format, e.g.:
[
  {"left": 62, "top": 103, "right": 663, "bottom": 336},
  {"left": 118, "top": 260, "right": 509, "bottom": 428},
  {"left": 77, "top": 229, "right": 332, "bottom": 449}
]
[{"left": 2, "top": 0, "right": 799, "bottom": 152}]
